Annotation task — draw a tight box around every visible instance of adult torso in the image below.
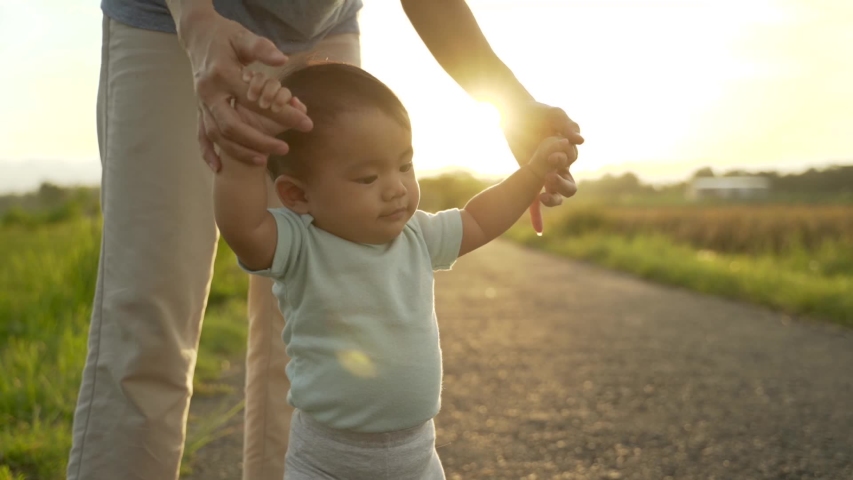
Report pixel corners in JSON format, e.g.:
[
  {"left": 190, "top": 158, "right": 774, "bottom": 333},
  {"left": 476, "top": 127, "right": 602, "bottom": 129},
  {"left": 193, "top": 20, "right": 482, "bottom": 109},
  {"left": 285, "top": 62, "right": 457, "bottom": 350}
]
[{"left": 101, "top": 0, "right": 363, "bottom": 53}]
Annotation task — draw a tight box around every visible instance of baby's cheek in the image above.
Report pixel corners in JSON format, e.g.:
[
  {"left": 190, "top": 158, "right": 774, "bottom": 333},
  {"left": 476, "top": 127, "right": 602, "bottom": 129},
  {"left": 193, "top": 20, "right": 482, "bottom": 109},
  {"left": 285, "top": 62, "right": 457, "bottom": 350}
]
[{"left": 409, "top": 181, "right": 421, "bottom": 205}]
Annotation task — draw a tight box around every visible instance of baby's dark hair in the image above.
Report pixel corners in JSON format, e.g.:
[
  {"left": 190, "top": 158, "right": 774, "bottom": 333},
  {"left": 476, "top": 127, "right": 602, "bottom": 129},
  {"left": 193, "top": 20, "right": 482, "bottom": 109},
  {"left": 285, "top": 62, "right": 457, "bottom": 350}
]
[{"left": 267, "top": 63, "right": 411, "bottom": 179}]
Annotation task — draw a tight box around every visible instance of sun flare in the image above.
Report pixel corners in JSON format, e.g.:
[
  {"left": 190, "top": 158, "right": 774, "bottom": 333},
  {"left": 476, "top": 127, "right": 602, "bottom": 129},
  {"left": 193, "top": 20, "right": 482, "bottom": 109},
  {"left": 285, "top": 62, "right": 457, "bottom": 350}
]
[{"left": 474, "top": 101, "right": 502, "bottom": 127}]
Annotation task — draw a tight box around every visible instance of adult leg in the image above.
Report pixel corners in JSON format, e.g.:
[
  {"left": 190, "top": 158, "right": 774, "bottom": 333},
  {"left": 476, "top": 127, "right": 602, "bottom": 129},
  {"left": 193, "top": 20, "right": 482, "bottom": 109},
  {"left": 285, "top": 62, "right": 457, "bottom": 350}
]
[
  {"left": 67, "top": 17, "right": 216, "bottom": 480},
  {"left": 242, "top": 32, "right": 361, "bottom": 480}
]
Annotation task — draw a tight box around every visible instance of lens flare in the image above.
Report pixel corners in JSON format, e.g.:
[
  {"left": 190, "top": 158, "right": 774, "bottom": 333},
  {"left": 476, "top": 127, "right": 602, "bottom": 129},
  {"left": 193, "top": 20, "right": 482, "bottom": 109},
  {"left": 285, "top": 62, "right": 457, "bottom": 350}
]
[{"left": 336, "top": 349, "right": 377, "bottom": 378}]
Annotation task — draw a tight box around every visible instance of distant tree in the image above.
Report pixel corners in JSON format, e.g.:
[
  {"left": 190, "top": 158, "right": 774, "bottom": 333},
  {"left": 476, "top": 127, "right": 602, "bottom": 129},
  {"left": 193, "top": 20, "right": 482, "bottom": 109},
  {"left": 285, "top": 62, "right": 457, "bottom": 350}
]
[
  {"left": 418, "top": 171, "right": 493, "bottom": 212},
  {"left": 578, "top": 172, "right": 655, "bottom": 198},
  {"left": 769, "top": 165, "right": 853, "bottom": 194},
  {"left": 37, "top": 182, "right": 66, "bottom": 208},
  {"left": 0, "top": 184, "right": 101, "bottom": 219},
  {"left": 691, "top": 167, "right": 715, "bottom": 179},
  {"left": 655, "top": 182, "right": 687, "bottom": 196}
]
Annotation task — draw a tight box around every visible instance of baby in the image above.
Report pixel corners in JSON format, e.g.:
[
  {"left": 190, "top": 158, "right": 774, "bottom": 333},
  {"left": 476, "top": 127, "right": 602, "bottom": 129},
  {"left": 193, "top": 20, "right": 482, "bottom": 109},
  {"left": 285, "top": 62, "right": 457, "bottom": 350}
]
[{"left": 213, "top": 63, "right": 575, "bottom": 480}]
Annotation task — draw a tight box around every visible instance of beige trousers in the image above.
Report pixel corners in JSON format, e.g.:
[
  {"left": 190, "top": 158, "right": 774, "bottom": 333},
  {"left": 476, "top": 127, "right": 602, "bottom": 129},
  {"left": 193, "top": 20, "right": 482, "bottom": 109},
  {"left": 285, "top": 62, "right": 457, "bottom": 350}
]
[{"left": 66, "top": 16, "right": 360, "bottom": 480}]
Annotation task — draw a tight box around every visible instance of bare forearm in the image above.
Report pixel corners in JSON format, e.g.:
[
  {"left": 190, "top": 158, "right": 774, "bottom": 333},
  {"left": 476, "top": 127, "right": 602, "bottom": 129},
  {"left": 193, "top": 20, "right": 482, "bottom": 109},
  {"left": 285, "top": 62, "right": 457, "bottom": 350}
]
[
  {"left": 213, "top": 157, "right": 275, "bottom": 268},
  {"left": 464, "top": 166, "right": 543, "bottom": 241},
  {"left": 165, "top": 0, "right": 215, "bottom": 36},
  {"left": 401, "top": 0, "right": 533, "bottom": 110}
]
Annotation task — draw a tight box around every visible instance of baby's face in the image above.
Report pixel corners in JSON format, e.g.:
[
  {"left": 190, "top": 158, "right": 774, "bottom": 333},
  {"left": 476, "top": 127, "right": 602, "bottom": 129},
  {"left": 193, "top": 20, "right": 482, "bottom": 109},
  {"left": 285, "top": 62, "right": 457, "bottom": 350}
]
[{"left": 297, "top": 109, "right": 419, "bottom": 244}]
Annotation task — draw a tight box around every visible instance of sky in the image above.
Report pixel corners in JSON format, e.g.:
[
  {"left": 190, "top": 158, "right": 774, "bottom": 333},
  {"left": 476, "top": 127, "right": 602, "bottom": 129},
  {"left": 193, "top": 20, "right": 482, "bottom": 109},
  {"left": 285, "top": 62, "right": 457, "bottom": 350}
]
[{"left": 0, "top": 0, "right": 851, "bottom": 193}]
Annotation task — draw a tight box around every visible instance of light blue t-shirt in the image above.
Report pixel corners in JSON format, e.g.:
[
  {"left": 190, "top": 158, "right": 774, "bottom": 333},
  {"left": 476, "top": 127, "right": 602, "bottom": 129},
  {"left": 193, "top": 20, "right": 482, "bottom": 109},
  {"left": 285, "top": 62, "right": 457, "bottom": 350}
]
[
  {"left": 101, "top": 0, "right": 362, "bottom": 54},
  {"left": 242, "top": 208, "right": 464, "bottom": 433}
]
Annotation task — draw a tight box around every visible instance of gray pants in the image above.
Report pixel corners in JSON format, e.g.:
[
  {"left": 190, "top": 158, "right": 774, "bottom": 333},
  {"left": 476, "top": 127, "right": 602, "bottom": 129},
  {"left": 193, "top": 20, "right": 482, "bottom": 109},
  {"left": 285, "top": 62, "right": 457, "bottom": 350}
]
[{"left": 284, "top": 410, "right": 446, "bottom": 480}]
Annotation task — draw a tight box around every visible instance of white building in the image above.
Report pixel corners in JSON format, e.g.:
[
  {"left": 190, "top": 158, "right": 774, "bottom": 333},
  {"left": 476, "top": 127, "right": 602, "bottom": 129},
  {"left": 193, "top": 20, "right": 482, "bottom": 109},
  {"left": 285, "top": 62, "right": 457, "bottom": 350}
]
[{"left": 687, "top": 176, "right": 771, "bottom": 201}]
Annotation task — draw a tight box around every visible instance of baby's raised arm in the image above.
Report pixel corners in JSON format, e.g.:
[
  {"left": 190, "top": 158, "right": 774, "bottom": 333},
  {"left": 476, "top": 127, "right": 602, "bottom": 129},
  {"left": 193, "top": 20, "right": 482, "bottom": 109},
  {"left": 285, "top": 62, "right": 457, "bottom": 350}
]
[
  {"left": 214, "top": 151, "right": 278, "bottom": 271},
  {"left": 213, "top": 71, "right": 293, "bottom": 271},
  {"left": 458, "top": 137, "right": 575, "bottom": 256}
]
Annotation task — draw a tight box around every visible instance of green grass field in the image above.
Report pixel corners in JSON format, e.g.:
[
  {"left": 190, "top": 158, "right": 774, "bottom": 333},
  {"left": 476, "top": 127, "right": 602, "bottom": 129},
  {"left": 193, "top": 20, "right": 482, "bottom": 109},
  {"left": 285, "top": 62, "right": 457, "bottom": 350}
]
[
  {"left": 3, "top": 188, "right": 852, "bottom": 479},
  {"left": 0, "top": 219, "right": 249, "bottom": 480},
  {"left": 507, "top": 205, "right": 853, "bottom": 327}
]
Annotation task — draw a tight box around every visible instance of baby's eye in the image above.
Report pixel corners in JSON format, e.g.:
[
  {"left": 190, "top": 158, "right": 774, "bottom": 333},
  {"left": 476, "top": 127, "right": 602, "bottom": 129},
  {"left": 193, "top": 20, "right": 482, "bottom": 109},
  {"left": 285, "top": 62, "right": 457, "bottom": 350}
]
[
  {"left": 355, "top": 175, "right": 378, "bottom": 185},
  {"left": 399, "top": 162, "right": 413, "bottom": 173}
]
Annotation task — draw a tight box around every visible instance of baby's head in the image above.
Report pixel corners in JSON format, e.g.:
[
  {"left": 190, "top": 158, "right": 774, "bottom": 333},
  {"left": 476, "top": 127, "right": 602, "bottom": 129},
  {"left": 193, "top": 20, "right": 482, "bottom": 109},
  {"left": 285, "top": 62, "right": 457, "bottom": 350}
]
[{"left": 268, "top": 63, "right": 418, "bottom": 245}]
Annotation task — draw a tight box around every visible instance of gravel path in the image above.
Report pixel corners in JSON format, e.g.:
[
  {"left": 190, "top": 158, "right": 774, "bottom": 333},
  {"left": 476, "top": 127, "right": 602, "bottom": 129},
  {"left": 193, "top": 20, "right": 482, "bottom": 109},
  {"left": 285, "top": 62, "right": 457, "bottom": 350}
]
[{"left": 184, "top": 240, "right": 853, "bottom": 479}]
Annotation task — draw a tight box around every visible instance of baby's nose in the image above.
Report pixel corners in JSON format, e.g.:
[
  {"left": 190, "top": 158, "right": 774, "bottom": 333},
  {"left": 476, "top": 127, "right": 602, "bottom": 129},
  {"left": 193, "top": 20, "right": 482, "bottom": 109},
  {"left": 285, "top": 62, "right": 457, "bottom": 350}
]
[{"left": 383, "top": 180, "right": 407, "bottom": 201}]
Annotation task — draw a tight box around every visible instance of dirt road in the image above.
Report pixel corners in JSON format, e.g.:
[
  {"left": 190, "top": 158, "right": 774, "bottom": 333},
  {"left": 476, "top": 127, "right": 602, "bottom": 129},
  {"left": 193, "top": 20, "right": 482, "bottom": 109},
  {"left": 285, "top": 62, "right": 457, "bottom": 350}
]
[{"left": 184, "top": 240, "right": 853, "bottom": 479}]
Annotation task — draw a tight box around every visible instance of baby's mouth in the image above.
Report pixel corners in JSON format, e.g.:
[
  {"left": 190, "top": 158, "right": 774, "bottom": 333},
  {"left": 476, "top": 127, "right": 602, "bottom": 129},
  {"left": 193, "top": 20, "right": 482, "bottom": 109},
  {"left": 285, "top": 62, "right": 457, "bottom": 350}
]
[{"left": 380, "top": 207, "right": 407, "bottom": 219}]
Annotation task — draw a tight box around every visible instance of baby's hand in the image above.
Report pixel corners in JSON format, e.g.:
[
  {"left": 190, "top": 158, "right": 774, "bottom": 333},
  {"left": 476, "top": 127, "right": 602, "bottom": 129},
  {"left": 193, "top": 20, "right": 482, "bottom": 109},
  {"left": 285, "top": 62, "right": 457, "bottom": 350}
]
[
  {"left": 242, "top": 69, "right": 302, "bottom": 113},
  {"left": 528, "top": 136, "right": 574, "bottom": 180}
]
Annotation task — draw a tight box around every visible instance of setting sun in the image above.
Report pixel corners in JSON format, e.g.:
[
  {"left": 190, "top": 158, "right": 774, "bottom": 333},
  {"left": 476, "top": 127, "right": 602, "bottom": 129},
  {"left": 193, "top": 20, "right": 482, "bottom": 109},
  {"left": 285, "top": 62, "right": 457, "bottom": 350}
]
[
  {"left": 359, "top": 0, "right": 853, "bottom": 182},
  {"left": 474, "top": 101, "right": 501, "bottom": 128},
  {"left": 0, "top": 0, "right": 851, "bottom": 190}
]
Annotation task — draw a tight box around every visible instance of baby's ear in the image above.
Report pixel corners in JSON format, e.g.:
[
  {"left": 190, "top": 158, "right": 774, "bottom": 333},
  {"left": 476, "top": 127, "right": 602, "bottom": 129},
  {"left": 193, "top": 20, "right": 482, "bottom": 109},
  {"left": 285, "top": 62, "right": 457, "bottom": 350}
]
[{"left": 275, "top": 175, "right": 310, "bottom": 214}]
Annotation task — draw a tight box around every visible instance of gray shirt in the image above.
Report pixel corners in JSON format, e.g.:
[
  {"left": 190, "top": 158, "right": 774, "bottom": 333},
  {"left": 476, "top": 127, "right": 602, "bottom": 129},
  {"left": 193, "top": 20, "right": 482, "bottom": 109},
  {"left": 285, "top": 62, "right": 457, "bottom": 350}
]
[{"left": 101, "top": 0, "right": 363, "bottom": 53}]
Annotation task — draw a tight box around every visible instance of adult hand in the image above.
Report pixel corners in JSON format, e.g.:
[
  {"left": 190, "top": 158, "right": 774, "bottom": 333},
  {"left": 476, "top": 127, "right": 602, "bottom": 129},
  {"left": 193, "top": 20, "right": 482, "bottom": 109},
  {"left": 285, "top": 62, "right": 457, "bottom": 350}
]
[
  {"left": 501, "top": 101, "right": 583, "bottom": 207},
  {"left": 173, "top": 5, "right": 314, "bottom": 171},
  {"left": 230, "top": 71, "right": 308, "bottom": 139}
]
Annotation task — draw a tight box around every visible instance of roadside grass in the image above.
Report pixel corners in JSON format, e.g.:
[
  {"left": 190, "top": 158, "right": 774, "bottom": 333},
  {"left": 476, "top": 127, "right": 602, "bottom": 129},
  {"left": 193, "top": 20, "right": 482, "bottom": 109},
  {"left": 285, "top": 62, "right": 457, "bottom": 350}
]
[
  {"left": 4, "top": 194, "right": 853, "bottom": 478},
  {"left": 508, "top": 210, "right": 853, "bottom": 327},
  {"left": 0, "top": 219, "right": 250, "bottom": 480}
]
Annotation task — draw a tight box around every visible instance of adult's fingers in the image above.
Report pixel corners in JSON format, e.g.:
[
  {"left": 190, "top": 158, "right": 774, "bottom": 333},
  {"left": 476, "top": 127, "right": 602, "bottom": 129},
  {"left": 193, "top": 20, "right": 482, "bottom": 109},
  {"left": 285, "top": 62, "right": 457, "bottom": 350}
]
[
  {"left": 198, "top": 108, "right": 222, "bottom": 172},
  {"left": 233, "top": 88, "right": 314, "bottom": 134},
  {"left": 291, "top": 96, "right": 307, "bottom": 114},
  {"left": 203, "top": 102, "right": 270, "bottom": 165},
  {"left": 207, "top": 97, "right": 291, "bottom": 159},
  {"left": 246, "top": 73, "right": 267, "bottom": 102},
  {"left": 232, "top": 30, "right": 288, "bottom": 67},
  {"left": 231, "top": 102, "right": 302, "bottom": 145},
  {"left": 214, "top": 28, "right": 311, "bottom": 138},
  {"left": 264, "top": 101, "right": 313, "bottom": 132},
  {"left": 548, "top": 107, "right": 585, "bottom": 145},
  {"left": 205, "top": 68, "right": 310, "bottom": 152},
  {"left": 539, "top": 191, "right": 564, "bottom": 207},
  {"left": 543, "top": 169, "right": 578, "bottom": 201}
]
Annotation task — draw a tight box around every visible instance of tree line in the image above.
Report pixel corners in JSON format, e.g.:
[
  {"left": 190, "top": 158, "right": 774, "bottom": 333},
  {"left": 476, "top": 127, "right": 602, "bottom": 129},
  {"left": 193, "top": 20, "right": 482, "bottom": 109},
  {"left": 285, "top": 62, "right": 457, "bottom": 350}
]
[{"left": 1, "top": 163, "right": 851, "bottom": 222}]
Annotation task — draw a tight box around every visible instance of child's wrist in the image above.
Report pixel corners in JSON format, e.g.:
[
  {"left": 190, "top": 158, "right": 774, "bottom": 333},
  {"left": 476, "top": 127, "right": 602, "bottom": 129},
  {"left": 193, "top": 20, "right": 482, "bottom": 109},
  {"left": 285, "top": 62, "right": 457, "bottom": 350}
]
[{"left": 523, "top": 163, "right": 549, "bottom": 182}]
